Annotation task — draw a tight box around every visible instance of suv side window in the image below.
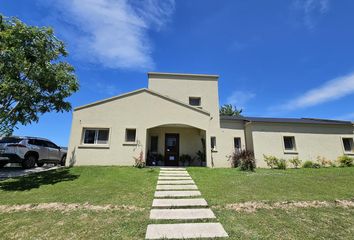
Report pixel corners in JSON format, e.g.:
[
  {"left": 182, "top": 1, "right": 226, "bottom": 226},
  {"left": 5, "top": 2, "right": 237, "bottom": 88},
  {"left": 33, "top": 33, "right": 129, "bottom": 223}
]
[
  {"left": 44, "top": 141, "right": 59, "bottom": 149},
  {"left": 28, "top": 139, "right": 42, "bottom": 146}
]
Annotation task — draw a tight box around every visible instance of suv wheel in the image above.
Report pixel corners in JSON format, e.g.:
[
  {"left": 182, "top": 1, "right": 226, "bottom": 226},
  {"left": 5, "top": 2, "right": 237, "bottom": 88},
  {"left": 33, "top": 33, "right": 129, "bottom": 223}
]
[
  {"left": 22, "top": 155, "right": 36, "bottom": 169},
  {"left": 60, "top": 155, "right": 66, "bottom": 166},
  {"left": 37, "top": 162, "right": 44, "bottom": 167}
]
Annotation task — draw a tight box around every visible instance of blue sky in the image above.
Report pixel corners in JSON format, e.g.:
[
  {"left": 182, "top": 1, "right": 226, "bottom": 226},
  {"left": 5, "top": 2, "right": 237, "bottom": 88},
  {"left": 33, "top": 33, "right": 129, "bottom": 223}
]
[{"left": 2, "top": 0, "right": 354, "bottom": 146}]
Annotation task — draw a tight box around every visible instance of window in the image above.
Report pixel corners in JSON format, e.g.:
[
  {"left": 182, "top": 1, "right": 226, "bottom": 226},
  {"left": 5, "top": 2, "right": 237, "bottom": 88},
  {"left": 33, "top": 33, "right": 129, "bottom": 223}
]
[
  {"left": 83, "top": 129, "right": 109, "bottom": 144},
  {"left": 283, "top": 136, "right": 296, "bottom": 151},
  {"left": 189, "top": 97, "right": 201, "bottom": 106},
  {"left": 342, "top": 138, "right": 353, "bottom": 152},
  {"left": 150, "top": 136, "right": 158, "bottom": 153},
  {"left": 211, "top": 136, "right": 216, "bottom": 150},
  {"left": 44, "top": 141, "right": 59, "bottom": 149},
  {"left": 234, "top": 137, "right": 241, "bottom": 150},
  {"left": 125, "top": 129, "right": 136, "bottom": 142}
]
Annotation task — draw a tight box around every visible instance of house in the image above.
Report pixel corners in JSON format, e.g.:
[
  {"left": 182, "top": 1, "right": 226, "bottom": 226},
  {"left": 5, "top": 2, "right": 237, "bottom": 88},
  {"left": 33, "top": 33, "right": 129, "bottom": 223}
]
[{"left": 67, "top": 72, "right": 354, "bottom": 167}]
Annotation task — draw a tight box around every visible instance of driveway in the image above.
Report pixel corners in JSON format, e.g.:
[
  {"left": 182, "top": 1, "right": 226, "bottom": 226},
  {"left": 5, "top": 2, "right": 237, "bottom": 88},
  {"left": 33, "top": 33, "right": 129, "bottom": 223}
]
[{"left": 0, "top": 165, "right": 62, "bottom": 180}]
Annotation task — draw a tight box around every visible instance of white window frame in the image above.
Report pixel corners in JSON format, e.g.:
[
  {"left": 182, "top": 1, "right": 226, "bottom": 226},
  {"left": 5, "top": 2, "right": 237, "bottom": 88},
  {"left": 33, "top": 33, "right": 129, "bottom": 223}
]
[
  {"left": 341, "top": 137, "right": 354, "bottom": 154},
  {"left": 282, "top": 136, "right": 297, "bottom": 153},
  {"left": 82, "top": 128, "right": 110, "bottom": 145}
]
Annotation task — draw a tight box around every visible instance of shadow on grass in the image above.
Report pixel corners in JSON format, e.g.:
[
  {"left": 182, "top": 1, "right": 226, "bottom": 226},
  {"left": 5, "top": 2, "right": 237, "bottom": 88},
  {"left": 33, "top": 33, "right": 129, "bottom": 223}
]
[{"left": 0, "top": 168, "right": 80, "bottom": 191}]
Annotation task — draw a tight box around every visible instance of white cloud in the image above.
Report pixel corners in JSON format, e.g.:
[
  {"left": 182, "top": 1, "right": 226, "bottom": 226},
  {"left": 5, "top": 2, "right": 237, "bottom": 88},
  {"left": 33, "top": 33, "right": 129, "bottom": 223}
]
[
  {"left": 226, "top": 91, "right": 255, "bottom": 108},
  {"left": 292, "top": 0, "right": 330, "bottom": 29},
  {"left": 276, "top": 72, "right": 354, "bottom": 111},
  {"left": 45, "top": 0, "right": 175, "bottom": 70}
]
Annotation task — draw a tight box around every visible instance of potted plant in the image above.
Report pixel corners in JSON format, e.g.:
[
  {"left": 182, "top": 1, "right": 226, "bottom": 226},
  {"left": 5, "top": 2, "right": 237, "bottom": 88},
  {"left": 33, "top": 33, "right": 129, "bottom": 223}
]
[{"left": 179, "top": 154, "right": 192, "bottom": 166}]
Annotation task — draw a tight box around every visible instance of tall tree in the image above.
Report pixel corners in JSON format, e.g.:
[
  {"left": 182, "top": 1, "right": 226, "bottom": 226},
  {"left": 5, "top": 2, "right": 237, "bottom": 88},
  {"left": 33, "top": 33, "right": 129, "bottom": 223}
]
[
  {"left": 219, "top": 104, "right": 243, "bottom": 116},
  {"left": 0, "top": 15, "right": 79, "bottom": 136}
]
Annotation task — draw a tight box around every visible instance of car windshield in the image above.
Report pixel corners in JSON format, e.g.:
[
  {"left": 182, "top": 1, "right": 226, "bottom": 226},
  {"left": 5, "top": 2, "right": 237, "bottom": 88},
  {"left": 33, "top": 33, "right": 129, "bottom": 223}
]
[{"left": 0, "top": 137, "right": 22, "bottom": 143}]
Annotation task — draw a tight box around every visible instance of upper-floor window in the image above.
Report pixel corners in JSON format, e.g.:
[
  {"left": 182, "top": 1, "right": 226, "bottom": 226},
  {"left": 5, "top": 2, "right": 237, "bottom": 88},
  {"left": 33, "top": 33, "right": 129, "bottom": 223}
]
[
  {"left": 342, "top": 138, "right": 353, "bottom": 152},
  {"left": 283, "top": 136, "right": 296, "bottom": 151},
  {"left": 189, "top": 97, "right": 201, "bottom": 106},
  {"left": 83, "top": 128, "right": 109, "bottom": 144},
  {"left": 125, "top": 129, "right": 136, "bottom": 142}
]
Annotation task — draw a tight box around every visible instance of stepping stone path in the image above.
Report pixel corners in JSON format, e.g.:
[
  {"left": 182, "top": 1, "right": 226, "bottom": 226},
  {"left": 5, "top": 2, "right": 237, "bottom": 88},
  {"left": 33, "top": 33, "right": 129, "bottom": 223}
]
[{"left": 145, "top": 167, "right": 228, "bottom": 239}]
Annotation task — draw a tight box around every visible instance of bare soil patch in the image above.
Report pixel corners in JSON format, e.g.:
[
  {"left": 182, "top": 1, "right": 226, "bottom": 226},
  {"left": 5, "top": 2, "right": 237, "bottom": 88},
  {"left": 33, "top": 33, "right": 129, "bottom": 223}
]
[
  {"left": 220, "top": 199, "right": 354, "bottom": 213},
  {"left": 0, "top": 202, "right": 145, "bottom": 213}
]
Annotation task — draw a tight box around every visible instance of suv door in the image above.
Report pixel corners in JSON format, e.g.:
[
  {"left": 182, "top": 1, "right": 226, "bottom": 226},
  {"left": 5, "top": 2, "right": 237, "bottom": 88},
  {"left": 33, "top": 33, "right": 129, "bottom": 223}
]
[
  {"left": 44, "top": 141, "right": 61, "bottom": 161},
  {"left": 28, "top": 139, "right": 48, "bottom": 160}
]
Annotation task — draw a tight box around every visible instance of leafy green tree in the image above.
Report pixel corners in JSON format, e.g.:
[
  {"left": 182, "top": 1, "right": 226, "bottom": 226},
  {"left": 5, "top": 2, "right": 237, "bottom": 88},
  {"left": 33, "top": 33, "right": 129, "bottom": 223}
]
[
  {"left": 0, "top": 15, "right": 79, "bottom": 136},
  {"left": 219, "top": 104, "right": 243, "bottom": 116}
]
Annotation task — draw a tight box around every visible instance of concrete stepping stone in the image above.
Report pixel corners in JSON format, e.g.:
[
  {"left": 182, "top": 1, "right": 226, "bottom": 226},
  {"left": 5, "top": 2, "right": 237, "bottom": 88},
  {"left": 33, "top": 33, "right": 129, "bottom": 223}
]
[
  {"left": 160, "top": 171, "right": 188, "bottom": 174},
  {"left": 160, "top": 168, "right": 186, "bottom": 171},
  {"left": 152, "top": 198, "right": 208, "bottom": 208},
  {"left": 158, "top": 176, "right": 192, "bottom": 180},
  {"left": 154, "top": 190, "right": 201, "bottom": 197},
  {"left": 150, "top": 208, "right": 215, "bottom": 220},
  {"left": 156, "top": 185, "right": 197, "bottom": 190},
  {"left": 145, "top": 223, "right": 229, "bottom": 239},
  {"left": 157, "top": 180, "right": 195, "bottom": 185},
  {"left": 159, "top": 173, "right": 190, "bottom": 177}
]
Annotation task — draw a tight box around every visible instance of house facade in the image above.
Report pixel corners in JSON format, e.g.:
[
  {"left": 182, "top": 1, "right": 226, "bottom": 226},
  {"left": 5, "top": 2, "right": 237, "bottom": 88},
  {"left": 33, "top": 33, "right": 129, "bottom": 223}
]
[{"left": 67, "top": 72, "right": 354, "bottom": 167}]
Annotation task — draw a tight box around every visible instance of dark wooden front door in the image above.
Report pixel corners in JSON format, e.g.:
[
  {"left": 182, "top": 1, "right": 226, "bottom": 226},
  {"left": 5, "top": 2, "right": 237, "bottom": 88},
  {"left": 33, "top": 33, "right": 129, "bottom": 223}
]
[{"left": 164, "top": 134, "right": 179, "bottom": 166}]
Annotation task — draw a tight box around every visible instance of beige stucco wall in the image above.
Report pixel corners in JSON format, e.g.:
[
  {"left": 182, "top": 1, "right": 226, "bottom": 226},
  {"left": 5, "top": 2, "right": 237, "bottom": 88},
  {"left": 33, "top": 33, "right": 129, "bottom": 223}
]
[
  {"left": 148, "top": 73, "right": 220, "bottom": 130},
  {"left": 208, "top": 120, "right": 246, "bottom": 168},
  {"left": 247, "top": 122, "right": 354, "bottom": 168},
  {"left": 67, "top": 90, "right": 211, "bottom": 166}
]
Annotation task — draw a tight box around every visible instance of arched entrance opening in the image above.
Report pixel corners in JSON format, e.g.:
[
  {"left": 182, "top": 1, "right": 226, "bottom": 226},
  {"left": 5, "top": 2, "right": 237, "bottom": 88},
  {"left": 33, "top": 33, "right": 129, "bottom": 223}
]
[{"left": 146, "top": 124, "right": 207, "bottom": 167}]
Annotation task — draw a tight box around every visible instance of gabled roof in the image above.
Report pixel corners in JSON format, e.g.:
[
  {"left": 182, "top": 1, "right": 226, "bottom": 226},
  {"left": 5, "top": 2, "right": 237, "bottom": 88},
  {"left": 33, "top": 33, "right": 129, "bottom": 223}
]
[
  {"left": 220, "top": 116, "right": 353, "bottom": 126},
  {"left": 74, "top": 88, "right": 210, "bottom": 116}
]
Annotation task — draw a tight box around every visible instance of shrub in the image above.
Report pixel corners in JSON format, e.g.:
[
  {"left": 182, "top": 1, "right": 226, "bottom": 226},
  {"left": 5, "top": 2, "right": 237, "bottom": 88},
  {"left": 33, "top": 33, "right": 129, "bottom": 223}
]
[
  {"left": 337, "top": 155, "right": 354, "bottom": 167},
  {"left": 312, "top": 163, "right": 321, "bottom": 168},
  {"left": 263, "top": 155, "right": 278, "bottom": 169},
  {"left": 230, "top": 150, "right": 256, "bottom": 171},
  {"left": 276, "top": 159, "right": 287, "bottom": 170},
  {"left": 134, "top": 150, "right": 145, "bottom": 168},
  {"left": 228, "top": 151, "right": 240, "bottom": 168},
  {"left": 302, "top": 160, "right": 313, "bottom": 168},
  {"left": 316, "top": 156, "right": 333, "bottom": 167},
  {"left": 289, "top": 157, "right": 302, "bottom": 168}
]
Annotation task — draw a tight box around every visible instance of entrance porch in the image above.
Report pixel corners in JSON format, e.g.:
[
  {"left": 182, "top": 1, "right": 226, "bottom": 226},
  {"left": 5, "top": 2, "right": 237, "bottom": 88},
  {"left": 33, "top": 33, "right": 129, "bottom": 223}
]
[{"left": 146, "top": 124, "right": 206, "bottom": 167}]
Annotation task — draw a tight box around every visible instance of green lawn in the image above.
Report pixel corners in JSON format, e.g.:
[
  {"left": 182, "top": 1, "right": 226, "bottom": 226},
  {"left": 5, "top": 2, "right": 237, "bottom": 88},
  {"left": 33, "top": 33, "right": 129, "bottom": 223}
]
[
  {"left": 1, "top": 167, "right": 354, "bottom": 239},
  {"left": 0, "top": 166, "right": 158, "bottom": 240},
  {"left": 189, "top": 167, "right": 354, "bottom": 240}
]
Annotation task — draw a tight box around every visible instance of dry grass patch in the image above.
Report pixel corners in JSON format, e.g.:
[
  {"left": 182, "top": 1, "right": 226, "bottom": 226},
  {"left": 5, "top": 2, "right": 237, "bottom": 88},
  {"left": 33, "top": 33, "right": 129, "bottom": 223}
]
[{"left": 0, "top": 202, "right": 145, "bottom": 213}]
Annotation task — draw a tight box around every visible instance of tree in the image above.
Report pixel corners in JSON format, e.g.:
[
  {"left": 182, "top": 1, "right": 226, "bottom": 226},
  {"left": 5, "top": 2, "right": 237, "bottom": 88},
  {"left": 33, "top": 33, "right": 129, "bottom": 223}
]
[
  {"left": 0, "top": 15, "right": 79, "bottom": 136},
  {"left": 219, "top": 104, "right": 243, "bottom": 116}
]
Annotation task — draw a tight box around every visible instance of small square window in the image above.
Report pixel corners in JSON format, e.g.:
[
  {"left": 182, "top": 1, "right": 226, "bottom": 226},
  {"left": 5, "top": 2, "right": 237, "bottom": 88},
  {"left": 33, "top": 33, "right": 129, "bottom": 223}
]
[
  {"left": 342, "top": 138, "right": 353, "bottom": 152},
  {"left": 234, "top": 137, "right": 241, "bottom": 150},
  {"left": 211, "top": 136, "right": 216, "bottom": 150},
  {"left": 126, "top": 129, "right": 136, "bottom": 142},
  {"left": 189, "top": 97, "right": 201, "bottom": 106},
  {"left": 283, "top": 136, "right": 296, "bottom": 151}
]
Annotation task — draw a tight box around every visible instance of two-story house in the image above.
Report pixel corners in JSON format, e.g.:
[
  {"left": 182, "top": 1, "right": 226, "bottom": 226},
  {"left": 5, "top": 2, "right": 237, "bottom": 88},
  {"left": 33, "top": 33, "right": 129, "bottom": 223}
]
[{"left": 67, "top": 72, "right": 354, "bottom": 167}]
